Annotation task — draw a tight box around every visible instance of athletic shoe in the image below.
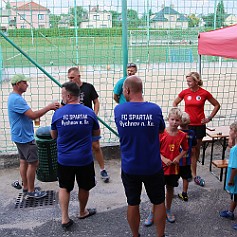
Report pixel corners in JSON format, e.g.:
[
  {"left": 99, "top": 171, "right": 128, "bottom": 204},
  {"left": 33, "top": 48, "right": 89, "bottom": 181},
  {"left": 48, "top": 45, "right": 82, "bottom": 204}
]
[
  {"left": 25, "top": 190, "right": 47, "bottom": 199},
  {"left": 166, "top": 210, "right": 175, "bottom": 223},
  {"left": 219, "top": 210, "right": 234, "bottom": 220},
  {"left": 144, "top": 211, "right": 154, "bottom": 226},
  {"left": 194, "top": 176, "right": 205, "bottom": 187},
  {"left": 233, "top": 223, "right": 237, "bottom": 230},
  {"left": 100, "top": 170, "right": 110, "bottom": 183},
  {"left": 23, "top": 186, "right": 41, "bottom": 194},
  {"left": 178, "top": 192, "right": 188, "bottom": 201},
  {"left": 11, "top": 180, "right": 22, "bottom": 190}
]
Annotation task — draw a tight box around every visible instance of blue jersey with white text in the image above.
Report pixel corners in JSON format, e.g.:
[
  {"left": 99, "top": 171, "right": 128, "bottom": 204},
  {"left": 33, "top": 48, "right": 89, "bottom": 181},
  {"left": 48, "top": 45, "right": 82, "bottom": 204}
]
[
  {"left": 114, "top": 101, "right": 165, "bottom": 175},
  {"left": 51, "top": 104, "right": 99, "bottom": 166}
]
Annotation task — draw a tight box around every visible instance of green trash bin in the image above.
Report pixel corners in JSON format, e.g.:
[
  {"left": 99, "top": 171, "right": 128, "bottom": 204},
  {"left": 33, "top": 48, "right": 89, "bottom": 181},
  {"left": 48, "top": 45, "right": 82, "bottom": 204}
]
[{"left": 35, "top": 129, "right": 58, "bottom": 182}]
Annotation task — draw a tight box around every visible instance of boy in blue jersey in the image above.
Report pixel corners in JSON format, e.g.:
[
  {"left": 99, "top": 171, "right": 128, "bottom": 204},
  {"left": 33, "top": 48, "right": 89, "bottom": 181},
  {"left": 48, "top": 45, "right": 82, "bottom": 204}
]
[
  {"left": 178, "top": 112, "right": 197, "bottom": 202},
  {"left": 219, "top": 122, "right": 237, "bottom": 231},
  {"left": 114, "top": 75, "right": 166, "bottom": 237}
]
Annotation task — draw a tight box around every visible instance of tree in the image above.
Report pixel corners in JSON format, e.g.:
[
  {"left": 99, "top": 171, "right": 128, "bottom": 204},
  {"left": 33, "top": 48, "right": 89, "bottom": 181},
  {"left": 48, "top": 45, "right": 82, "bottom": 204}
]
[
  {"left": 109, "top": 10, "right": 122, "bottom": 27},
  {"left": 127, "top": 9, "right": 140, "bottom": 27},
  {"left": 49, "top": 14, "right": 61, "bottom": 28},
  {"left": 216, "top": 0, "right": 225, "bottom": 28},
  {"left": 188, "top": 14, "right": 200, "bottom": 27},
  {"left": 202, "top": 13, "right": 215, "bottom": 28},
  {"left": 140, "top": 9, "right": 152, "bottom": 27},
  {"left": 69, "top": 6, "right": 88, "bottom": 26},
  {"left": 5, "top": 1, "right": 11, "bottom": 9}
]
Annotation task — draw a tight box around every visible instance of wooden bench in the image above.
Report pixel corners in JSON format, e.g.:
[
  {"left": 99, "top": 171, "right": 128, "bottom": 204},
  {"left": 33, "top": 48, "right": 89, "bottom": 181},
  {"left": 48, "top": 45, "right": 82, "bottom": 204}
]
[{"left": 211, "top": 159, "right": 228, "bottom": 189}]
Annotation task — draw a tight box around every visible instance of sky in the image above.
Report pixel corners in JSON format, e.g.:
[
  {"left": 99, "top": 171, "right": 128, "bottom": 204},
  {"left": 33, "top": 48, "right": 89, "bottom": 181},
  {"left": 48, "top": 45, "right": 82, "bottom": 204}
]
[{"left": 1, "top": 0, "right": 237, "bottom": 16}]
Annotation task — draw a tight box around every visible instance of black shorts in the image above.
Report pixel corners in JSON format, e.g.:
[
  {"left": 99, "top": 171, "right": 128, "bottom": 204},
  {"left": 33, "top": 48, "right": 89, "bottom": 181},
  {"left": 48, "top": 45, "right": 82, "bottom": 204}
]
[
  {"left": 164, "top": 175, "right": 179, "bottom": 187},
  {"left": 179, "top": 165, "right": 192, "bottom": 180},
  {"left": 230, "top": 193, "right": 237, "bottom": 202},
  {"left": 57, "top": 162, "right": 96, "bottom": 192},
  {"left": 188, "top": 125, "right": 206, "bottom": 140},
  {"left": 121, "top": 169, "right": 165, "bottom": 206},
  {"left": 15, "top": 140, "right": 38, "bottom": 163}
]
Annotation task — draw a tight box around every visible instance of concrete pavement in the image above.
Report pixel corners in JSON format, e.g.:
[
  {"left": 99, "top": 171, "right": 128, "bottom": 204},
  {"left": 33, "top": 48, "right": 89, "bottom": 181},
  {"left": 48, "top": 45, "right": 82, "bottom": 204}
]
[{"left": 0, "top": 157, "right": 236, "bottom": 237}]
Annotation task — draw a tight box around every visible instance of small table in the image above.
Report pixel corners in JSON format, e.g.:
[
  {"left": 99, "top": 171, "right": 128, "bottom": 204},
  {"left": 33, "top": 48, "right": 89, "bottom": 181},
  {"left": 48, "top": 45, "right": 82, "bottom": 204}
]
[{"left": 206, "top": 126, "right": 229, "bottom": 181}]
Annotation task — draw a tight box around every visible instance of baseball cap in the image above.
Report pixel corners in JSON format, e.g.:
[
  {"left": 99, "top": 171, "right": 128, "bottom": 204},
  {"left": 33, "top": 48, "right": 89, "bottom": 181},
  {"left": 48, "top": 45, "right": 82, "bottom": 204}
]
[{"left": 11, "top": 74, "right": 29, "bottom": 85}]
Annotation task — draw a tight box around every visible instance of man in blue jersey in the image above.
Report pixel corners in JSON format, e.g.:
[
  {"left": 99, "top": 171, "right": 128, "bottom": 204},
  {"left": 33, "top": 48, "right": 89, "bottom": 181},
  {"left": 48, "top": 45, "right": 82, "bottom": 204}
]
[
  {"left": 67, "top": 67, "right": 109, "bottom": 183},
  {"left": 51, "top": 82, "right": 99, "bottom": 229},
  {"left": 8, "top": 74, "right": 59, "bottom": 199},
  {"left": 114, "top": 76, "right": 166, "bottom": 237},
  {"left": 113, "top": 63, "right": 137, "bottom": 104}
]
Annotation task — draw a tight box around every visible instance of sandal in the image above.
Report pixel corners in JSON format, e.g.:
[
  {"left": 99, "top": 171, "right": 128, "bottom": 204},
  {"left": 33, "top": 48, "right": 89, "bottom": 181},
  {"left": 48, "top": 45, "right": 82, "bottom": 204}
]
[
  {"left": 62, "top": 219, "right": 74, "bottom": 230},
  {"left": 78, "top": 208, "right": 96, "bottom": 219},
  {"left": 11, "top": 180, "right": 22, "bottom": 190},
  {"left": 144, "top": 211, "right": 154, "bottom": 226},
  {"left": 166, "top": 211, "right": 175, "bottom": 223}
]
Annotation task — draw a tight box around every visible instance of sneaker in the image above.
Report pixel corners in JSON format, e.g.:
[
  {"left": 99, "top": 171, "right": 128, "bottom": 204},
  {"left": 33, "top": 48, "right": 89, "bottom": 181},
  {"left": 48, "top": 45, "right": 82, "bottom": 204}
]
[
  {"left": 144, "top": 211, "right": 154, "bottom": 227},
  {"left": 23, "top": 186, "right": 41, "bottom": 194},
  {"left": 166, "top": 210, "right": 175, "bottom": 223},
  {"left": 178, "top": 192, "right": 188, "bottom": 201},
  {"left": 26, "top": 190, "right": 47, "bottom": 199},
  {"left": 100, "top": 170, "right": 110, "bottom": 183},
  {"left": 219, "top": 210, "right": 234, "bottom": 220},
  {"left": 194, "top": 176, "right": 205, "bottom": 187},
  {"left": 233, "top": 223, "right": 237, "bottom": 230},
  {"left": 11, "top": 180, "right": 22, "bottom": 190}
]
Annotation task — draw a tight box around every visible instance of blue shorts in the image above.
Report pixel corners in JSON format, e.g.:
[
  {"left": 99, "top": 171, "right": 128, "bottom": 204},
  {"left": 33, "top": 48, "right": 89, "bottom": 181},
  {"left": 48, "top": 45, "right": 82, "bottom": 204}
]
[
  {"left": 179, "top": 165, "right": 192, "bottom": 180},
  {"left": 121, "top": 169, "right": 165, "bottom": 206},
  {"left": 92, "top": 136, "right": 101, "bottom": 142},
  {"left": 57, "top": 161, "right": 96, "bottom": 192}
]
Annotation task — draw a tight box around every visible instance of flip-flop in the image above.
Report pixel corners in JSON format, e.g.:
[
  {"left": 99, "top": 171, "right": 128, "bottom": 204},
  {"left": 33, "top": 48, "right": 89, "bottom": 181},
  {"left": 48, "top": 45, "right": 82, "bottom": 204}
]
[
  {"left": 11, "top": 180, "right": 22, "bottom": 190},
  {"left": 78, "top": 208, "right": 96, "bottom": 219},
  {"left": 62, "top": 219, "right": 74, "bottom": 230}
]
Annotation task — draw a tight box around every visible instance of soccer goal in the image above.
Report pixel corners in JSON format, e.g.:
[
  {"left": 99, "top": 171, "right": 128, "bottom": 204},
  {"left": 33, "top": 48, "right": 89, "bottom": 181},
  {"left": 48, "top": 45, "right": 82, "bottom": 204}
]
[{"left": 128, "top": 29, "right": 198, "bottom": 47}]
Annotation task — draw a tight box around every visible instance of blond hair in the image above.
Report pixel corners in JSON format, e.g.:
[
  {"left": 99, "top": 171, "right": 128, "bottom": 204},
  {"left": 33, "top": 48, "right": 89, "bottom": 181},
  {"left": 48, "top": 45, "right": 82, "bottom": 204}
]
[
  {"left": 186, "top": 72, "right": 203, "bottom": 86},
  {"left": 181, "top": 112, "right": 190, "bottom": 126},
  {"left": 230, "top": 122, "right": 237, "bottom": 132},
  {"left": 168, "top": 107, "right": 183, "bottom": 120}
]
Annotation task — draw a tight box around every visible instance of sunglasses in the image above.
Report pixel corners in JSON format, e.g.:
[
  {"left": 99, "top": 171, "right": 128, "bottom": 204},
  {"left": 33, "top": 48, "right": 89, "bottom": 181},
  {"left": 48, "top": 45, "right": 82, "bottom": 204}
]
[{"left": 127, "top": 63, "right": 137, "bottom": 68}]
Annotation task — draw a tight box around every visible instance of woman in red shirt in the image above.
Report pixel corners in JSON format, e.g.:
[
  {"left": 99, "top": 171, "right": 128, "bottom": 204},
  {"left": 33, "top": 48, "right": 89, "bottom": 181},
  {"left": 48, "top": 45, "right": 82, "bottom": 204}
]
[{"left": 173, "top": 72, "right": 220, "bottom": 186}]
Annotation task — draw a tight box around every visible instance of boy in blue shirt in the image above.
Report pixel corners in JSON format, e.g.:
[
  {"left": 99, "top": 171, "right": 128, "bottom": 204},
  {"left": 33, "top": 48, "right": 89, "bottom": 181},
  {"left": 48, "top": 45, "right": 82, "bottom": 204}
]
[
  {"left": 219, "top": 121, "right": 237, "bottom": 231},
  {"left": 178, "top": 112, "right": 197, "bottom": 201}
]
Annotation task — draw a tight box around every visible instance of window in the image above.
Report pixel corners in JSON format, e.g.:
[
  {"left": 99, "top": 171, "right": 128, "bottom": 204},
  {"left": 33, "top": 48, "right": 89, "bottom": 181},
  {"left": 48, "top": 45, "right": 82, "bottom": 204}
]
[
  {"left": 93, "top": 14, "right": 100, "bottom": 20},
  {"left": 20, "top": 25, "right": 25, "bottom": 28},
  {"left": 38, "top": 14, "right": 44, "bottom": 20},
  {"left": 107, "top": 15, "right": 111, "bottom": 20},
  {"left": 20, "top": 14, "right": 25, "bottom": 20}
]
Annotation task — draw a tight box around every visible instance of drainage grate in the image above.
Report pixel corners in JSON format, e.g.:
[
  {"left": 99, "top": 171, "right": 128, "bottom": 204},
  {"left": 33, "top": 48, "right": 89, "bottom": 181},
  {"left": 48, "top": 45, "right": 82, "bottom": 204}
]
[{"left": 15, "top": 190, "right": 57, "bottom": 209}]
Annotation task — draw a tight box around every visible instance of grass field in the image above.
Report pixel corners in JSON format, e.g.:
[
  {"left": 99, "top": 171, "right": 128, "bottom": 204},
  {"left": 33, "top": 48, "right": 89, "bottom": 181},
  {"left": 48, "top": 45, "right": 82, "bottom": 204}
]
[{"left": 0, "top": 36, "right": 203, "bottom": 68}]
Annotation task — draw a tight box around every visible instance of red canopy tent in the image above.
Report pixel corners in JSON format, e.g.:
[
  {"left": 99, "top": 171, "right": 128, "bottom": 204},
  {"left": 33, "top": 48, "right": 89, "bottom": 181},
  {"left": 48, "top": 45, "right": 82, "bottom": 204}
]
[
  {"left": 198, "top": 24, "right": 237, "bottom": 74},
  {"left": 198, "top": 24, "right": 237, "bottom": 59}
]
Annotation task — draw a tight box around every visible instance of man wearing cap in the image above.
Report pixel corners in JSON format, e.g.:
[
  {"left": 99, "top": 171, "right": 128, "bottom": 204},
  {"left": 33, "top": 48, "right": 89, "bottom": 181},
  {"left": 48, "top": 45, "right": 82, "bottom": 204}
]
[
  {"left": 8, "top": 74, "right": 59, "bottom": 199},
  {"left": 113, "top": 63, "right": 137, "bottom": 104}
]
